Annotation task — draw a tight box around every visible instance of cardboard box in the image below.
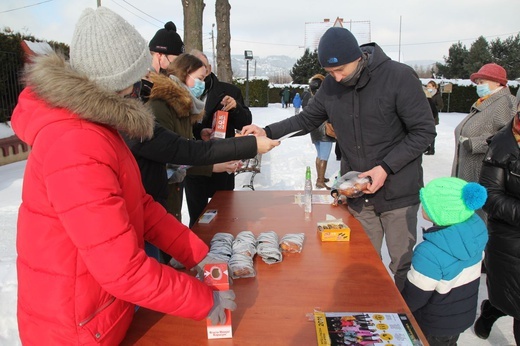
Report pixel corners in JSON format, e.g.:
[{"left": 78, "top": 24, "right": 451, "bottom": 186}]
[
  {"left": 204, "top": 263, "right": 232, "bottom": 339},
  {"left": 317, "top": 219, "right": 351, "bottom": 242},
  {"left": 210, "top": 110, "right": 228, "bottom": 139}
]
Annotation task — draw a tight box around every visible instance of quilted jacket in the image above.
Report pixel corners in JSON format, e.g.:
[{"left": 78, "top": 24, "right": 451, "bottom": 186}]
[{"left": 11, "top": 53, "right": 213, "bottom": 345}]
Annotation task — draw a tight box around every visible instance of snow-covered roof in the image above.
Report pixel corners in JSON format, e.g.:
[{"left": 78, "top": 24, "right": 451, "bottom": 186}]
[{"left": 23, "top": 40, "right": 53, "bottom": 55}]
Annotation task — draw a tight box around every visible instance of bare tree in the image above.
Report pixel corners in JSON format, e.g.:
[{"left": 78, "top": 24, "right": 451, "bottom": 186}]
[
  {"left": 215, "top": 0, "right": 232, "bottom": 82},
  {"left": 182, "top": 0, "right": 205, "bottom": 53}
]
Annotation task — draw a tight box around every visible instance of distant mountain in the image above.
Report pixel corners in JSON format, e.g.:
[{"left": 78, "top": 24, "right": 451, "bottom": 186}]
[
  {"left": 231, "top": 54, "right": 297, "bottom": 79},
  {"left": 205, "top": 53, "right": 296, "bottom": 79},
  {"left": 206, "top": 53, "right": 440, "bottom": 81}
]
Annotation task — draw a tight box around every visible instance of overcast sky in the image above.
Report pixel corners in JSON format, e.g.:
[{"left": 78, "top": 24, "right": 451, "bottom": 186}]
[{"left": 1, "top": 0, "right": 519, "bottom": 63}]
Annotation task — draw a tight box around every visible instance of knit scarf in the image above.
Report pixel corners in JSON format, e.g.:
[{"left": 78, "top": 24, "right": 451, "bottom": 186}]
[
  {"left": 513, "top": 111, "right": 520, "bottom": 147},
  {"left": 476, "top": 94, "right": 491, "bottom": 106}
]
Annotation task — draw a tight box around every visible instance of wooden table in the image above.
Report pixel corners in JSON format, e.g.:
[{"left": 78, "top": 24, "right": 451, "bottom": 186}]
[{"left": 122, "top": 191, "right": 426, "bottom": 345}]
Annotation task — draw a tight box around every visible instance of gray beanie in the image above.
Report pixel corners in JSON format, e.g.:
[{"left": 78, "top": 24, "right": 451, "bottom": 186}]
[
  {"left": 70, "top": 7, "right": 151, "bottom": 92},
  {"left": 318, "top": 27, "right": 362, "bottom": 68}
]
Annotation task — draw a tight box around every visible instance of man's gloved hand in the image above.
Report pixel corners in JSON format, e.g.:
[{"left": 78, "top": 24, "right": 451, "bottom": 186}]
[{"left": 207, "top": 290, "right": 237, "bottom": 325}]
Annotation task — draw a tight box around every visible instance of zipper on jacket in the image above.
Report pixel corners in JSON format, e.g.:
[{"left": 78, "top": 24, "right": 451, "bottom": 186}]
[{"left": 78, "top": 296, "right": 116, "bottom": 327}]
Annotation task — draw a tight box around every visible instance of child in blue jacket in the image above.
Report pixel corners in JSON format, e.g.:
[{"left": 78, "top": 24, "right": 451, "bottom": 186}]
[{"left": 402, "top": 177, "right": 488, "bottom": 346}]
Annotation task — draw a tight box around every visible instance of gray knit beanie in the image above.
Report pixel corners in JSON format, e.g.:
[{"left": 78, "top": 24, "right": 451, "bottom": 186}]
[{"left": 70, "top": 7, "right": 151, "bottom": 92}]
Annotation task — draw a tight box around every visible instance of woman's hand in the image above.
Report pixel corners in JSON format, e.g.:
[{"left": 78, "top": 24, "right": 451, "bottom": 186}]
[{"left": 213, "top": 161, "right": 242, "bottom": 173}]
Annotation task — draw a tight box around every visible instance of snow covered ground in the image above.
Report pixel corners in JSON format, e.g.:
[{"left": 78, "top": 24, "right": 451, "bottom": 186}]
[{"left": 0, "top": 105, "right": 516, "bottom": 345}]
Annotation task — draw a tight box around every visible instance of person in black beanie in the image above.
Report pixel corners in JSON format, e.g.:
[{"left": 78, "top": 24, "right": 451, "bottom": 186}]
[
  {"left": 242, "top": 26, "right": 436, "bottom": 292},
  {"left": 149, "top": 21, "right": 185, "bottom": 74}
]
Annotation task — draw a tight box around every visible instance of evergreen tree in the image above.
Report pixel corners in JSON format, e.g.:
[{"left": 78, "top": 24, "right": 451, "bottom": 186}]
[
  {"left": 490, "top": 34, "right": 520, "bottom": 80},
  {"left": 436, "top": 42, "right": 469, "bottom": 79},
  {"left": 464, "top": 36, "right": 492, "bottom": 76},
  {"left": 0, "top": 30, "right": 25, "bottom": 122},
  {"left": 290, "top": 49, "right": 326, "bottom": 84}
]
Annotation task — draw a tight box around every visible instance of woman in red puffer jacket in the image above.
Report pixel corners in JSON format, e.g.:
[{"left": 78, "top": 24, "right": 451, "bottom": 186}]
[{"left": 11, "top": 7, "right": 231, "bottom": 345}]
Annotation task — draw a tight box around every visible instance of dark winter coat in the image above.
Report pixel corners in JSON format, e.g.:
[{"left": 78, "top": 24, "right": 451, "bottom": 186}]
[
  {"left": 265, "top": 43, "right": 436, "bottom": 213},
  {"left": 479, "top": 121, "right": 520, "bottom": 319},
  {"left": 11, "top": 53, "right": 213, "bottom": 345},
  {"left": 195, "top": 72, "right": 253, "bottom": 141},
  {"left": 282, "top": 88, "right": 290, "bottom": 103},
  {"left": 126, "top": 74, "right": 257, "bottom": 207},
  {"left": 402, "top": 214, "right": 488, "bottom": 337},
  {"left": 190, "top": 72, "right": 253, "bottom": 191},
  {"left": 427, "top": 97, "right": 439, "bottom": 126},
  {"left": 186, "top": 72, "right": 253, "bottom": 225},
  {"left": 431, "top": 90, "right": 444, "bottom": 113},
  {"left": 301, "top": 91, "right": 311, "bottom": 107}
]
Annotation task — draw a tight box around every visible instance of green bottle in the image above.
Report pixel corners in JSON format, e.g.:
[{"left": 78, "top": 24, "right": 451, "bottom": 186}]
[{"left": 304, "top": 166, "right": 312, "bottom": 213}]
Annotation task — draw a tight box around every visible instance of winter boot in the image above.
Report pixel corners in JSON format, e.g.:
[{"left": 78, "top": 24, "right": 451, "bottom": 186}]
[
  {"left": 316, "top": 159, "right": 331, "bottom": 190},
  {"left": 315, "top": 157, "right": 329, "bottom": 182},
  {"left": 474, "top": 299, "right": 506, "bottom": 339}
]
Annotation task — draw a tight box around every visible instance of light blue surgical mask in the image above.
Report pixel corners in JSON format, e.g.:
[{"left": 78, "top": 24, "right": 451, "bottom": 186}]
[
  {"left": 476, "top": 84, "right": 491, "bottom": 98},
  {"left": 188, "top": 75, "right": 205, "bottom": 98}
]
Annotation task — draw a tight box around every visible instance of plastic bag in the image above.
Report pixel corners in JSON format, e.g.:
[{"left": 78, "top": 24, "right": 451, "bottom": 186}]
[{"left": 331, "top": 171, "right": 371, "bottom": 199}]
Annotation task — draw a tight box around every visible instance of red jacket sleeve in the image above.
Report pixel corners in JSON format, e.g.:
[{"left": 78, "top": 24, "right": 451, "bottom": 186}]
[{"left": 43, "top": 128, "right": 213, "bottom": 320}]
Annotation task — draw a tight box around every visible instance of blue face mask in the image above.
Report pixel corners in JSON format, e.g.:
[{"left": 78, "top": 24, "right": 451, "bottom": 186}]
[
  {"left": 189, "top": 76, "right": 205, "bottom": 98},
  {"left": 476, "top": 84, "right": 491, "bottom": 98}
]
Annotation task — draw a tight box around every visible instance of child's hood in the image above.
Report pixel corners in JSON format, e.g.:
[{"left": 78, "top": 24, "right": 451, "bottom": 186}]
[{"left": 423, "top": 214, "right": 488, "bottom": 261}]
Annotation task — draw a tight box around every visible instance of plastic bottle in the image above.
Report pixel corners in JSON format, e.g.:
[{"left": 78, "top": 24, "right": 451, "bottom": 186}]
[{"left": 304, "top": 166, "right": 312, "bottom": 214}]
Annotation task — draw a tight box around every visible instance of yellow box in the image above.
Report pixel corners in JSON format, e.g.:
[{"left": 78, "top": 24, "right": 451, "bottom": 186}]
[{"left": 317, "top": 219, "right": 351, "bottom": 241}]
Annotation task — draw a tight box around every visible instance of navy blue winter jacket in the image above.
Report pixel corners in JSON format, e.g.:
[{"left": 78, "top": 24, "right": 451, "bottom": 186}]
[{"left": 401, "top": 214, "right": 488, "bottom": 336}]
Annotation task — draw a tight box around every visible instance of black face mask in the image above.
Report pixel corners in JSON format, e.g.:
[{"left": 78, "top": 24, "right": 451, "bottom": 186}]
[
  {"left": 159, "top": 68, "right": 168, "bottom": 76},
  {"left": 339, "top": 55, "right": 367, "bottom": 87}
]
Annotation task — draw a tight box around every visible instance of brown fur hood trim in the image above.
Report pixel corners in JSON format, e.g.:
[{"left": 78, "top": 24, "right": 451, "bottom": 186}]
[
  {"left": 148, "top": 73, "right": 204, "bottom": 124},
  {"left": 23, "top": 53, "right": 154, "bottom": 139}
]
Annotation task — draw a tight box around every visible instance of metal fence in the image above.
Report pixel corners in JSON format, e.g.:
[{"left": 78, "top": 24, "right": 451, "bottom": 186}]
[{"left": 0, "top": 51, "right": 23, "bottom": 122}]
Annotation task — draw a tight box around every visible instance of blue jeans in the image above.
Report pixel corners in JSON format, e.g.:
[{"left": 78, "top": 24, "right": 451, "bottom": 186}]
[{"left": 314, "top": 141, "right": 333, "bottom": 160}]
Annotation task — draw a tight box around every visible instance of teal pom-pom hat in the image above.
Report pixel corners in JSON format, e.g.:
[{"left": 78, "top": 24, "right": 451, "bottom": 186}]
[{"left": 420, "top": 177, "right": 487, "bottom": 226}]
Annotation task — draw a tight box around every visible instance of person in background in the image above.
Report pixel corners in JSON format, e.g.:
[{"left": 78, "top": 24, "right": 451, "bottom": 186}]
[
  {"left": 149, "top": 21, "right": 185, "bottom": 73},
  {"left": 242, "top": 27, "right": 436, "bottom": 291},
  {"left": 293, "top": 92, "right": 302, "bottom": 114},
  {"left": 424, "top": 80, "right": 443, "bottom": 155},
  {"left": 281, "top": 86, "right": 290, "bottom": 108},
  {"left": 474, "top": 105, "right": 520, "bottom": 344},
  {"left": 402, "top": 177, "right": 488, "bottom": 346},
  {"left": 305, "top": 74, "right": 335, "bottom": 190},
  {"left": 186, "top": 50, "right": 253, "bottom": 228},
  {"left": 452, "top": 63, "right": 516, "bottom": 220},
  {"left": 10, "top": 7, "right": 236, "bottom": 344},
  {"left": 301, "top": 86, "right": 311, "bottom": 106},
  {"left": 427, "top": 80, "right": 444, "bottom": 113}
]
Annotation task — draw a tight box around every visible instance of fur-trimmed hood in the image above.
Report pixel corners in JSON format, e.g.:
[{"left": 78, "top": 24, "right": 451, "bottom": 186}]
[
  {"left": 148, "top": 72, "right": 204, "bottom": 124},
  {"left": 13, "top": 53, "right": 154, "bottom": 144}
]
